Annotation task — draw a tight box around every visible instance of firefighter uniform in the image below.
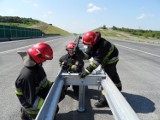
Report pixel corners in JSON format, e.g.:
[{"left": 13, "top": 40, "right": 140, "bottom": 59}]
[
  {"left": 80, "top": 36, "right": 122, "bottom": 107},
  {"left": 84, "top": 37, "right": 121, "bottom": 87},
  {"left": 59, "top": 50, "right": 84, "bottom": 96},
  {"left": 15, "top": 42, "right": 64, "bottom": 120},
  {"left": 59, "top": 53, "right": 84, "bottom": 73},
  {"left": 15, "top": 64, "right": 55, "bottom": 119}
]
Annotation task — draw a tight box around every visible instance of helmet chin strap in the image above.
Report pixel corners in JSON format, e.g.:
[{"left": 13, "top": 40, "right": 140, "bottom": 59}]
[{"left": 17, "top": 51, "right": 36, "bottom": 67}]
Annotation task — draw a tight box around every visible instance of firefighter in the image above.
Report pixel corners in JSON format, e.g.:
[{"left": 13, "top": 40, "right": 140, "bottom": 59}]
[
  {"left": 15, "top": 42, "right": 65, "bottom": 120},
  {"left": 79, "top": 31, "right": 122, "bottom": 108},
  {"left": 59, "top": 42, "right": 84, "bottom": 96}
]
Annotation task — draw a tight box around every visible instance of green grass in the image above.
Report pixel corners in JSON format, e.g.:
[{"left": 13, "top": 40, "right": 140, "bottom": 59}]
[
  {"left": 92, "top": 28, "right": 160, "bottom": 45},
  {"left": 0, "top": 21, "right": 71, "bottom": 35},
  {"left": 93, "top": 28, "right": 129, "bottom": 40}
]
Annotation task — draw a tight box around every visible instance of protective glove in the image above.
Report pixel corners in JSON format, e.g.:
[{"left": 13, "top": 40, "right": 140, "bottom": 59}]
[
  {"left": 62, "top": 61, "right": 72, "bottom": 71},
  {"left": 79, "top": 69, "right": 88, "bottom": 78},
  {"left": 62, "top": 60, "right": 68, "bottom": 66}
]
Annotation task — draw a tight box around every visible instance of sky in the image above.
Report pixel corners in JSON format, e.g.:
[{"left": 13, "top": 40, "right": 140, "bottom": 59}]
[{"left": 0, "top": 0, "right": 160, "bottom": 33}]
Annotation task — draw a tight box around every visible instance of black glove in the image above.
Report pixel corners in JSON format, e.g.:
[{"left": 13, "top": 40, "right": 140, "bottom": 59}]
[
  {"left": 62, "top": 60, "right": 68, "bottom": 66},
  {"left": 62, "top": 61, "right": 72, "bottom": 71},
  {"left": 79, "top": 69, "right": 88, "bottom": 78}
]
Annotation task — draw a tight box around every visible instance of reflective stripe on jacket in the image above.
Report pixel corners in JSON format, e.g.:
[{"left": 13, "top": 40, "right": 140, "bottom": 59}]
[
  {"left": 85, "top": 37, "right": 119, "bottom": 73},
  {"left": 59, "top": 53, "right": 84, "bottom": 73},
  {"left": 15, "top": 64, "right": 52, "bottom": 111}
]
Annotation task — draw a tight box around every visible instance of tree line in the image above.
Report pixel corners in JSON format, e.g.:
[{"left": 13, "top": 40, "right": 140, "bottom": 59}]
[
  {"left": 112, "top": 26, "right": 160, "bottom": 39},
  {"left": 0, "top": 16, "right": 39, "bottom": 24}
]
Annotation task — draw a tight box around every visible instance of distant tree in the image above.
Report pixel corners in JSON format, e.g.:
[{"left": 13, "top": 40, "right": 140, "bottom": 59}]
[
  {"left": 102, "top": 25, "right": 107, "bottom": 29},
  {"left": 112, "top": 26, "right": 118, "bottom": 30},
  {"left": 0, "top": 16, "right": 39, "bottom": 24}
]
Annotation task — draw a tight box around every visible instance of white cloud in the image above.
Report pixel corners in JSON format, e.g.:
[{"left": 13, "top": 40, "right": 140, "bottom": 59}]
[
  {"left": 137, "top": 13, "right": 155, "bottom": 20},
  {"left": 87, "top": 3, "right": 102, "bottom": 13},
  {"left": 137, "top": 13, "right": 146, "bottom": 20}
]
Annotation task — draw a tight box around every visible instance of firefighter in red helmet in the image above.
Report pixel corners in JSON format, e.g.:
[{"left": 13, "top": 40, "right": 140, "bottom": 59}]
[
  {"left": 79, "top": 31, "right": 122, "bottom": 108},
  {"left": 59, "top": 42, "right": 84, "bottom": 97},
  {"left": 15, "top": 42, "right": 65, "bottom": 120}
]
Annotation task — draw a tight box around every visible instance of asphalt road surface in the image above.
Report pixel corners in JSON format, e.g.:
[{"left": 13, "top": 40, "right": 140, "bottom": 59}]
[{"left": 0, "top": 36, "right": 159, "bottom": 120}]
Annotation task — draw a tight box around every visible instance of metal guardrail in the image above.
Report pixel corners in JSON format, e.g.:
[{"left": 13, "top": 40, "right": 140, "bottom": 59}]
[
  {"left": 62, "top": 70, "right": 106, "bottom": 112},
  {"left": 36, "top": 66, "right": 139, "bottom": 120},
  {"left": 101, "top": 77, "right": 139, "bottom": 120},
  {"left": 36, "top": 37, "right": 139, "bottom": 120},
  {"left": 36, "top": 68, "right": 64, "bottom": 120}
]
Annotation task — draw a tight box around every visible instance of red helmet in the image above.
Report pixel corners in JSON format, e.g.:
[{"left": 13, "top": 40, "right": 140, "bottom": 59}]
[
  {"left": 27, "top": 42, "right": 53, "bottom": 64},
  {"left": 66, "top": 42, "right": 76, "bottom": 51},
  {"left": 82, "top": 31, "right": 98, "bottom": 46}
]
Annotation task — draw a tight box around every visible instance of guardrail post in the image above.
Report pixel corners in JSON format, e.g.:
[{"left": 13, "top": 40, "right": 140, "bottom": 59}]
[
  {"left": 77, "top": 85, "right": 86, "bottom": 112},
  {"left": 62, "top": 72, "right": 106, "bottom": 112}
]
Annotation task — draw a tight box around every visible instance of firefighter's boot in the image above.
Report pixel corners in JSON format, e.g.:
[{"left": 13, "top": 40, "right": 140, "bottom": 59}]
[
  {"left": 20, "top": 108, "right": 32, "bottom": 120},
  {"left": 94, "top": 95, "right": 108, "bottom": 108}
]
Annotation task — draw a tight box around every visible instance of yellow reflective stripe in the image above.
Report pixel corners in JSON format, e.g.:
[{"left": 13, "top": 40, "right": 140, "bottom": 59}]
[
  {"left": 108, "top": 57, "right": 119, "bottom": 64},
  {"left": 41, "top": 80, "right": 48, "bottom": 88},
  {"left": 48, "top": 80, "right": 52, "bottom": 86},
  {"left": 15, "top": 90, "right": 23, "bottom": 95},
  {"left": 26, "top": 108, "right": 39, "bottom": 115},
  {"left": 101, "top": 90, "right": 105, "bottom": 95},
  {"left": 37, "top": 98, "right": 44, "bottom": 110},
  {"left": 85, "top": 69, "right": 90, "bottom": 74},
  {"left": 102, "top": 45, "right": 115, "bottom": 64},
  {"left": 33, "top": 97, "right": 44, "bottom": 110},
  {"left": 28, "top": 110, "right": 38, "bottom": 115},
  {"left": 71, "top": 65, "right": 75, "bottom": 71},
  {"left": 108, "top": 59, "right": 119, "bottom": 64},
  {"left": 90, "top": 61, "right": 97, "bottom": 68}
]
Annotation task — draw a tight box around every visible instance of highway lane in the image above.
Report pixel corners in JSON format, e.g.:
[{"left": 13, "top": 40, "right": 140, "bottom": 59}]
[
  {"left": 0, "top": 37, "right": 160, "bottom": 120},
  {"left": 0, "top": 36, "right": 67, "bottom": 53},
  {"left": 0, "top": 36, "right": 75, "bottom": 120},
  {"left": 112, "top": 40, "right": 160, "bottom": 120}
]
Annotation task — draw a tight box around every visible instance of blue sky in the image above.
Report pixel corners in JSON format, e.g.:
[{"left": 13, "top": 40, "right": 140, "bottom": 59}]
[{"left": 0, "top": 0, "right": 160, "bottom": 33}]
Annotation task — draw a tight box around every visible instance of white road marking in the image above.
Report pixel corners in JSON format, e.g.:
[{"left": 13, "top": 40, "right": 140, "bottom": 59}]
[
  {"left": 0, "top": 40, "right": 53, "bottom": 54},
  {"left": 116, "top": 44, "right": 160, "bottom": 58},
  {"left": 0, "top": 44, "right": 33, "bottom": 54}
]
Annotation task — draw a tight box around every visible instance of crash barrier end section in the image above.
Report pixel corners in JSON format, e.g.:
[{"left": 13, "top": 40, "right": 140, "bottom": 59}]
[
  {"left": 101, "top": 78, "right": 139, "bottom": 120},
  {"left": 36, "top": 69, "right": 64, "bottom": 120}
]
